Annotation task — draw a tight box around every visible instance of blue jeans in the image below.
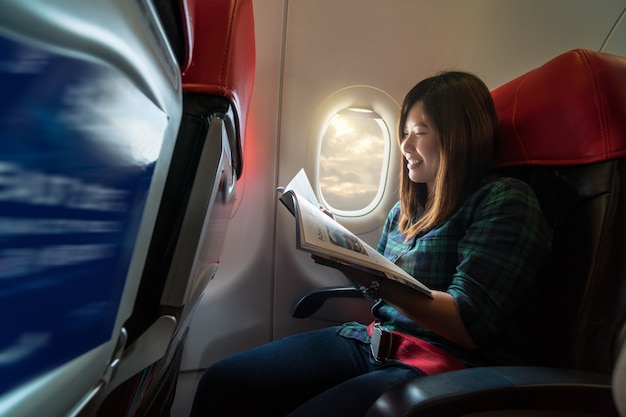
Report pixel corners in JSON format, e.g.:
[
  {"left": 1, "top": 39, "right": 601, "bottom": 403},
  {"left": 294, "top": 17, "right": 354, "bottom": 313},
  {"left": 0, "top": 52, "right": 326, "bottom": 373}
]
[{"left": 188, "top": 326, "right": 424, "bottom": 417}]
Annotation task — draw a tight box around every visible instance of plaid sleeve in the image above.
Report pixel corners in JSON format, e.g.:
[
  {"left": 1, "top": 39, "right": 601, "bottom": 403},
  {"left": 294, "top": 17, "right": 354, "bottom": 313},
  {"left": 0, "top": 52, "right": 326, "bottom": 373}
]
[
  {"left": 447, "top": 178, "right": 553, "bottom": 347},
  {"left": 377, "top": 201, "right": 400, "bottom": 255}
]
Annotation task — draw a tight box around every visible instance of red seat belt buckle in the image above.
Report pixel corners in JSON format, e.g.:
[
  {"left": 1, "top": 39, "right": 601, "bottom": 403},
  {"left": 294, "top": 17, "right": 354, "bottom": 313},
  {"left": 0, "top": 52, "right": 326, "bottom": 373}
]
[{"left": 370, "top": 323, "right": 392, "bottom": 363}]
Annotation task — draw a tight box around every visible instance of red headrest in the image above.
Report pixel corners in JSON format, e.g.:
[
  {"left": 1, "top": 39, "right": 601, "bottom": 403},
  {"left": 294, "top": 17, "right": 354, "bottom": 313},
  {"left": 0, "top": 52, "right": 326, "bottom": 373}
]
[
  {"left": 180, "top": 0, "right": 256, "bottom": 148},
  {"left": 492, "top": 49, "right": 626, "bottom": 167}
]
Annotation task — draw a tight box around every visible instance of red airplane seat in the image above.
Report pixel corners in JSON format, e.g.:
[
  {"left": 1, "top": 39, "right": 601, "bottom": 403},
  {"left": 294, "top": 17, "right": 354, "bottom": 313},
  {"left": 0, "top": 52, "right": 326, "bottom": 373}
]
[
  {"left": 491, "top": 49, "right": 626, "bottom": 373},
  {"left": 366, "top": 49, "right": 626, "bottom": 416},
  {"left": 181, "top": 0, "right": 256, "bottom": 177},
  {"left": 493, "top": 48, "right": 626, "bottom": 167},
  {"left": 92, "top": 1, "right": 256, "bottom": 416}
]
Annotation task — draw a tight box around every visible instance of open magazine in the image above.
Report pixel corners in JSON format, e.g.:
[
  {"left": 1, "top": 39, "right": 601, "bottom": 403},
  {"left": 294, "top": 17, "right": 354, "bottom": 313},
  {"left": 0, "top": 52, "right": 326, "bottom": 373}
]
[{"left": 278, "top": 169, "right": 432, "bottom": 297}]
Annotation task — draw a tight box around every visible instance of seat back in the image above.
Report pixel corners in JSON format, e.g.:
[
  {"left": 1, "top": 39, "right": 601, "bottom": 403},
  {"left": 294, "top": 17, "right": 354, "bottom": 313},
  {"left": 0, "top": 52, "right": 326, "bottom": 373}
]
[
  {"left": 0, "top": 2, "right": 182, "bottom": 416},
  {"left": 491, "top": 49, "right": 626, "bottom": 374},
  {"left": 91, "top": 1, "right": 256, "bottom": 416}
]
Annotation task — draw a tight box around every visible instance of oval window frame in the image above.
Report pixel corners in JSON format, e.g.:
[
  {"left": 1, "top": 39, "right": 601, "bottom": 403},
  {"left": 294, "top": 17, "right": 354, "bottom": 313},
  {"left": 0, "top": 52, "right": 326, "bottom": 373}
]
[{"left": 306, "top": 85, "right": 400, "bottom": 235}]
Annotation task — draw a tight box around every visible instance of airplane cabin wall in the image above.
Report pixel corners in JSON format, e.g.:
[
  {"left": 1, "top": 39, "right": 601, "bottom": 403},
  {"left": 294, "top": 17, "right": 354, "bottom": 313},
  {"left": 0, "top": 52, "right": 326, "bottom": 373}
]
[{"left": 173, "top": 1, "right": 625, "bottom": 416}]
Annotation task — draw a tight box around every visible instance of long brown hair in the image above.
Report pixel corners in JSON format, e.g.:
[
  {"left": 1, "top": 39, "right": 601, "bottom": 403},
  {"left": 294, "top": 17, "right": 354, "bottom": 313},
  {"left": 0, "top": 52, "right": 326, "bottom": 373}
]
[{"left": 398, "top": 71, "right": 498, "bottom": 239}]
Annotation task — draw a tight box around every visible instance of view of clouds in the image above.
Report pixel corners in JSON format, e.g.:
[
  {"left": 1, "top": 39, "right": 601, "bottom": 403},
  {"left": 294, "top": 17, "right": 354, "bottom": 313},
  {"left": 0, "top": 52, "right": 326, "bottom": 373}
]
[{"left": 319, "top": 113, "right": 387, "bottom": 211}]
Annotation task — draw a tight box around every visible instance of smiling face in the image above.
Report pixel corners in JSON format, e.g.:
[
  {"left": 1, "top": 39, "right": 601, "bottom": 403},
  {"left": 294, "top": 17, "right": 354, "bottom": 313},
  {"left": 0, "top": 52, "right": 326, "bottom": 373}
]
[{"left": 400, "top": 101, "right": 440, "bottom": 193}]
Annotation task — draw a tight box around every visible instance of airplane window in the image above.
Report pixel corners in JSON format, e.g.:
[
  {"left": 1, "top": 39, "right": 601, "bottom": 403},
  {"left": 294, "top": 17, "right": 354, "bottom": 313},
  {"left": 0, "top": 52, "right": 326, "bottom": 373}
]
[{"left": 319, "top": 108, "right": 390, "bottom": 214}]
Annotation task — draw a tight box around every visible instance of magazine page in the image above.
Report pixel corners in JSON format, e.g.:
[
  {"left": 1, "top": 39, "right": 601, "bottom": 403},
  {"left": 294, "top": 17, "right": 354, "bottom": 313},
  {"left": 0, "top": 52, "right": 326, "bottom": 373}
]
[
  {"left": 277, "top": 168, "right": 431, "bottom": 296},
  {"left": 282, "top": 168, "right": 320, "bottom": 207},
  {"left": 293, "top": 193, "right": 431, "bottom": 296},
  {"left": 278, "top": 168, "right": 320, "bottom": 216}
]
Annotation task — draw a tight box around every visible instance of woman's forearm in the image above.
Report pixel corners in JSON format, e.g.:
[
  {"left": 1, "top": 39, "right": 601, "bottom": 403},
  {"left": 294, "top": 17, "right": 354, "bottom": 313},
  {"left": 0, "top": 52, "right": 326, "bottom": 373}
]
[
  {"left": 312, "top": 256, "right": 477, "bottom": 349},
  {"left": 373, "top": 278, "right": 477, "bottom": 349}
]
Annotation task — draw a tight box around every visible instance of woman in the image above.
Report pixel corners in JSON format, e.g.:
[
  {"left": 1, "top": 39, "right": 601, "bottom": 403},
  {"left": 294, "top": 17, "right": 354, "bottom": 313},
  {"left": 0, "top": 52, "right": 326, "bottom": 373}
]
[{"left": 189, "top": 71, "right": 553, "bottom": 417}]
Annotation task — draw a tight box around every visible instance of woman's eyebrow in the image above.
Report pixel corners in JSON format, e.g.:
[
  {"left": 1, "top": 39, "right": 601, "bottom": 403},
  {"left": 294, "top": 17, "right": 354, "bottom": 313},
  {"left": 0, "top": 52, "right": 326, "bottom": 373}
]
[{"left": 408, "top": 122, "right": 429, "bottom": 129}]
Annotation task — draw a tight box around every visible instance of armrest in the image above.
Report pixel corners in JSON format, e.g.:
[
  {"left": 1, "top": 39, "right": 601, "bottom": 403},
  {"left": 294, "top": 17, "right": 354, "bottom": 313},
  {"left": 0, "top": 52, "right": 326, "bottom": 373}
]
[
  {"left": 291, "top": 286, "right": 364, "bottom": 318},
  {"left": 366, "top": 366, "right": 617, "bottom": 417}
]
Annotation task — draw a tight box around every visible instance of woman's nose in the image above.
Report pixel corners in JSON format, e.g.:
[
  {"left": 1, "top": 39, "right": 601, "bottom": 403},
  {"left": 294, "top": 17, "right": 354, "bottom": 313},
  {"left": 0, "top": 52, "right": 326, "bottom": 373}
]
[{"left": 401, "top": 132, "right": 415, "bottom": 153}]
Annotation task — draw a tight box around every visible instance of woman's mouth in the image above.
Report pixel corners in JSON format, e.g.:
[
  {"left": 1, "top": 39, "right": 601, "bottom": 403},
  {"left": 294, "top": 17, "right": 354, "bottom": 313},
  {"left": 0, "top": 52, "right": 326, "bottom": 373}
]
[{"left": 407, "top": 159, "right": 422, "bottom": 169}]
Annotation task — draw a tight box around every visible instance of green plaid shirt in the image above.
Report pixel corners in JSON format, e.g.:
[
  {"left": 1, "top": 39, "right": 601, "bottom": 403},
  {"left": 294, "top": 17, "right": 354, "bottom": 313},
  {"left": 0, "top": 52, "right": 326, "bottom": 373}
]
[{"left": 339, "top": 176, "right": 553, "bottom": 366}]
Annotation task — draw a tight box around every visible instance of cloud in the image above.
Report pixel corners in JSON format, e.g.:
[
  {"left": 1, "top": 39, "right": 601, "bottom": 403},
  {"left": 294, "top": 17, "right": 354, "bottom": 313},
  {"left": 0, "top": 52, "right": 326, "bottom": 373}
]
[{"left": 319, "top": 114, "right": 387, "bottom": 210}]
